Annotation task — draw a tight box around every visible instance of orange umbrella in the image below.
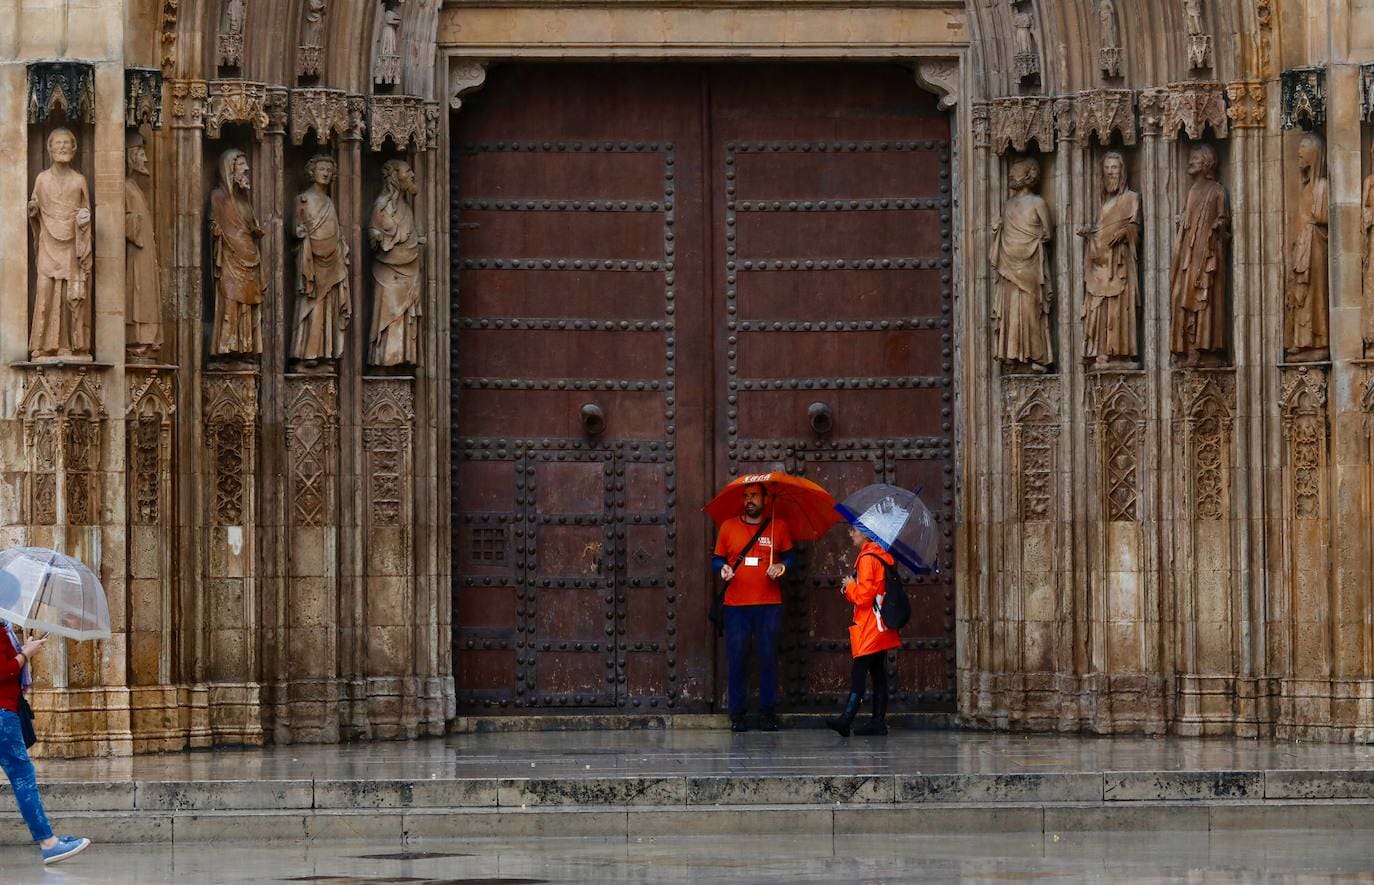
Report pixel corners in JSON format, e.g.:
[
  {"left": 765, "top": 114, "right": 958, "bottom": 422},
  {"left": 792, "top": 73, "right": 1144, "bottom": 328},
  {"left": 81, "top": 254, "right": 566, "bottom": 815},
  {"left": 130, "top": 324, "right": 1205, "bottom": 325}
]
[{"left": 704, "top": 472, "right": 841, "bottom": 544}]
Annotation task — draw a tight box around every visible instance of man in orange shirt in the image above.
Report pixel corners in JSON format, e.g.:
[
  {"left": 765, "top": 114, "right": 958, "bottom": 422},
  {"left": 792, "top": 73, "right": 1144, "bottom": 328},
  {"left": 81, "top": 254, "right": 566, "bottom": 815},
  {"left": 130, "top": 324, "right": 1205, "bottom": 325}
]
[{"left": 712, "top": 484, "right": 794, "bottom": 732}]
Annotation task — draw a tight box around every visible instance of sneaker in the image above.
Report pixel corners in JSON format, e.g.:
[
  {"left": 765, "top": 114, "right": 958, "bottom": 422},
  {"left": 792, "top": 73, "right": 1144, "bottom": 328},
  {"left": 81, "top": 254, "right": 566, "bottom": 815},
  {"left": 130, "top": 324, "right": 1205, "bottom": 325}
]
[
  {"left": 730, "top": 714, "right": 749, "bottom": 733},
  {"left": 41, "top": 835, "right": 91, "bottom": 865}
]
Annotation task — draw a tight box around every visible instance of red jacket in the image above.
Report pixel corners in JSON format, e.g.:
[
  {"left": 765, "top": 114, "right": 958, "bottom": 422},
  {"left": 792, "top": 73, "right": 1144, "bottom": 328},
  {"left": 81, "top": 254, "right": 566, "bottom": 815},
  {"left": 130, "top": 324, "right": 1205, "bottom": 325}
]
[
  {"left": 0, "top": 627, "right": 24, "bottom": 713},
  {"left": 843, "top": 542, "right": 902, "bottom": 658}
]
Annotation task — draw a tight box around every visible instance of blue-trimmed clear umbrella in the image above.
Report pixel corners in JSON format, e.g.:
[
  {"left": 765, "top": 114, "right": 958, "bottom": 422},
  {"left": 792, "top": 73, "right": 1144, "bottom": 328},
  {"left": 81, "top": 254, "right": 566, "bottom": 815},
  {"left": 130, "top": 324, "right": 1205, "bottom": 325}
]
[
  {"left": 0, "top": 548, "right": 110, "bottom": 641},
  {"left": 834, "top": 484, "right": 939, "bottom": 573}
]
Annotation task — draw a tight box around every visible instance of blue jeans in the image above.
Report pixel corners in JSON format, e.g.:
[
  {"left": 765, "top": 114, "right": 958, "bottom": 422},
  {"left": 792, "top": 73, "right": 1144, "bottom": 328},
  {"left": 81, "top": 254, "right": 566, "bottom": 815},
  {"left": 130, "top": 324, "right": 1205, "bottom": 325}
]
[
  {"left": 724, "top": 604, "right": 783, "bottom": 716},
  {"left": 0, "top": 708, "right": 52, "bottom": 842}
]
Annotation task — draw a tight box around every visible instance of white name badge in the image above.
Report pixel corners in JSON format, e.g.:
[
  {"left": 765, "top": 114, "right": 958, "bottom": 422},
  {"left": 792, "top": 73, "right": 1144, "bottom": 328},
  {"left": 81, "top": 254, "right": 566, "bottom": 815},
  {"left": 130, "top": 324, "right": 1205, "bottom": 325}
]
[{"left": 743, "top": 556, "right": 761, "bottom": 567}]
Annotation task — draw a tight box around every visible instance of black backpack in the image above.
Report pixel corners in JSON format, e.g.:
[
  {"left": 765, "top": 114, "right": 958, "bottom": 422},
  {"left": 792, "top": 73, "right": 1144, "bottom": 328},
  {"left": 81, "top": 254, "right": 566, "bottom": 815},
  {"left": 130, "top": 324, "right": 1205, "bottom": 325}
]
[{"left": 863, "top": 554, "right": 911, "bottom": 630}]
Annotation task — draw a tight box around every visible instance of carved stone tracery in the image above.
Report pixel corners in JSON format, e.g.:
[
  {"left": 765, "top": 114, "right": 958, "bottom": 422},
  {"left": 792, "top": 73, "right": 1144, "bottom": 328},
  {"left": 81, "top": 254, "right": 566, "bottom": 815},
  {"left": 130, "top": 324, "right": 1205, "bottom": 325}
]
[
  {"left": 289, "top": 88, "right": 350, "bottom": 146},
  {"left": 286, "top": 379, "right": 337, "bottom": 528},
  {"left": 363, "top": 381, "right": 414, "bottom": 527},
  {"left": 1175, "top": 373, "right": 1234, "bottom": 522},
  {"left": 367, "top": 95, "right": 430, "bottom": 152},
  {"left": 17, "top": 370, "right": 107, "bottom": 528},
  {"left": 1089, "top": 374, "right": 1145, "bottom": 523},
  {"left": 1073, "top": 89, "right": 1136, "bottom": 147},
  {"left": 205, "top": 80, "right": 269, "bottom": 140},
  {"left": 1281, "top": 66, "right": 1326, "bottom": 131},
  {"left": 1159, "top": 81, "right": 1228, "bottom": 141},
  {"left": 1225, "top": 80, "right": 1266, "bottom": 129},
  {"left": 125, "top": 68, "right": 164, "bottom": 130},
  {"left": 204, "top": 375, "right": 257, "bottom": 526},
  {"left": 127, "top": 373, "right": 175, "bottom": 527},
  {"left": 1004, "top": 380, "right": 1060, "bottom": 523},
  {"left": 27, "top": 62, "right": 96, "bottom": 124},
  {"left": 169, "top": 79, "right": 208, "bottom": 129},
  {"left": 1281, "top": 367, "right": 1328, "bottom": 521},
  {"left": 989, "top": 96, "right": 1056, "bottom": 155}
]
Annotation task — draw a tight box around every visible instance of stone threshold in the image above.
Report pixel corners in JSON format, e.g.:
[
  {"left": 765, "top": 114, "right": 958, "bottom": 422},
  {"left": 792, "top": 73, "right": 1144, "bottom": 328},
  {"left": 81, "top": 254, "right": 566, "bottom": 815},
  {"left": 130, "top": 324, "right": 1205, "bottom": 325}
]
[{"left": 448, "top": 712, "right": 955, "bottom": 733}]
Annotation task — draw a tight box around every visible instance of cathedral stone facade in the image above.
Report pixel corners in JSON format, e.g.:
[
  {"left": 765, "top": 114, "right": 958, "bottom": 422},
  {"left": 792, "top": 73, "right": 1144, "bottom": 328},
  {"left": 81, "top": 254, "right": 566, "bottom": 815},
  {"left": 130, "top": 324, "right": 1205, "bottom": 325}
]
[{"left": 1, "top": 0, "right": 1373, "bottom": 756}]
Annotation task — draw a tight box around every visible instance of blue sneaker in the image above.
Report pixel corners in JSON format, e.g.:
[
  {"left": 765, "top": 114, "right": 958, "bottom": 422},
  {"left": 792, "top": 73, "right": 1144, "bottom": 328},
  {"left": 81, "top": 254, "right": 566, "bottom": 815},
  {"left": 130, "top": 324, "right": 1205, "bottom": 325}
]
[{"left": 41, "top": 835, "right": 90, "bottom": 865}]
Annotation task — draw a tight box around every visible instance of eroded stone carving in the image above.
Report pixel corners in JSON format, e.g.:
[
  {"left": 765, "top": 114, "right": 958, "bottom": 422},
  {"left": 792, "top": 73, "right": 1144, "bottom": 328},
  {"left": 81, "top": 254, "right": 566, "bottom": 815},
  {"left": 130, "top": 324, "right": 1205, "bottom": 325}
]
[
  {"left": 1184, "top": 0, "right": 1212, "bottom": 70},
  {"left": 169, "top": 79, "right": 207, "bottom": 129},
  {"left": 1004, "top": 379, "right": 1060, "bottom": 523},
  {"left": 204, "top": 374, "right": 257, "bottom": 526},
  {"left": 972, "top": 101, "right": 991, "bottom": 149},
  {"left": 375, "top": 3, "right": 403, "bottom": 86},
  {"left": 1088, "top": 374, "right": 1145, "bottom": 523},
  {"left": 290, "top": 88, "right": 349, "bottom": 146},
  {"left": 1080, "top": 152, "right": 1140, "bottom": 366},
  {"left": 125, "top": 67, "right": 164, "bottom": 130},
  {"left": 370, "top": 159, "right": 423, "bottom": 367},
  {"left": 1098, "top": 0, "right": 1122, "bottom": 78},
  {"left": 217, "top": 0, "right": 246, "bottom": 69},
  {"left": 1362, "top": 64, "right": 1374, "bottom": 123},
  {"left": 1256, "top": 0, "right": 1274, "bottom": 77},
  {"left": 291, "top": 155, "right": 351, "bottom": 363},
  {"left": 125, "top": 134, "right": 163, "bottom": 363},
  {"left": 17, "top": 370, "right": 106, "bottom": 527},
  {"left": 1175, "top": 372, "right": 1233, "bottom": 521},
  {"left": 915, "top": 59, "right": 959, "bottom": 110},
  {"left": 449, "top": 59, "right": 489, "bottom": 111},
  {"left": 1225, "top": 81, "right": 1266, "bottom": 129},
  {"left": 1160, "top": 81, "right": 1228, "bottom": 141},
  {"left": 1285, "top": 133, "right": 1329, "bottom": 363},
  {"left": 209, "top": 149, "right": 266, "bottom": 357},
  {"left": 1281, "top": 66, "right": 1326, "bottom": 130},
  {"left": 1012, "top": 11, "right": 1041, "bottom": 84},
  {"left": 1280, "top": 367, "right": 1327, "bottom": 520},
  {"left": 286, "top": 378, "right": 336, "bottom": 528},
  {"left": 1074, "top": 90, "right": 1136, "bottom": 147},
  {"left": 989, "top": 97, "right": 1055, "bottom": 155},
  {"left": 205, "top": 80, "right": 269, "bottom": 140},
  {"left": 367, "top": 95, "right": 428, "bottom": 152},
  {"left": 298, "top": 0, "right": 327, "bottom": 78},
  {"left": 160, "top": 0, "right": 180, "bottom": 73},
  {"left": 1363, "top": 155, "right": 1374, "bottom": 356},
  {"left": 991, "top": 157, "right": 1054, "bottom": 373},
  {"left": 1138, "top": 87, "right": 1167, "bottom": 137},
  {"left": 1169, "top": 144, "right": 1230, "bottom": 366},
  {"left": 29, "top": 128, "right": 93, "bottom": 363}
]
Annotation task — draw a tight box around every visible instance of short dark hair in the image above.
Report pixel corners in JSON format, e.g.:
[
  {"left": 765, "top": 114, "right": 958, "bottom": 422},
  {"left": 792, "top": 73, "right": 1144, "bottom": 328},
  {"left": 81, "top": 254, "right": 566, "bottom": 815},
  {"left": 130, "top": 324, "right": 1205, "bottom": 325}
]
[{"left": 744, "top": 483, "right": 767, "bottom": 498}]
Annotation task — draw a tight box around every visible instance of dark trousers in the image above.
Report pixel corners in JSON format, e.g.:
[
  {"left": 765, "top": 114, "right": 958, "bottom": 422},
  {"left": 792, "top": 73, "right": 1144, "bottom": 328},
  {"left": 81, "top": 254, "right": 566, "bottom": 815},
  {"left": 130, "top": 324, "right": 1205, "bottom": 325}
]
[
  {"left": 724, "top": 603, "right": 782, "bottom": 716},
  {"left": 850, "top": 651, "right": 889, "bottom": 701}
]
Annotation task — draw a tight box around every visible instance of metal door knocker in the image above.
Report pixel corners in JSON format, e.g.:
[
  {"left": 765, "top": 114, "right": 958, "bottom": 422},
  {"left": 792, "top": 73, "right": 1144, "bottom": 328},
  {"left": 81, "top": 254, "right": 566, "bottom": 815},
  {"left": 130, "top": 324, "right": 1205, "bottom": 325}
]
[
  {"left": 580, "top": 403, "right": 606, "bottom": 436},
  {"left": 808, "top": 401, "right": 834, "bottom": 435}
]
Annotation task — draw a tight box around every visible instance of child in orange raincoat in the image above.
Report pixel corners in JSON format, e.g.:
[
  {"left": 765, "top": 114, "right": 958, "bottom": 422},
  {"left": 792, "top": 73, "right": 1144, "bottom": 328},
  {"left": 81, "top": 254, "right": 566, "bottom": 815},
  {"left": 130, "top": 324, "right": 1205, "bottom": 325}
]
[{"left": 826, "top": 525, "right": 901, "bottom": 736}]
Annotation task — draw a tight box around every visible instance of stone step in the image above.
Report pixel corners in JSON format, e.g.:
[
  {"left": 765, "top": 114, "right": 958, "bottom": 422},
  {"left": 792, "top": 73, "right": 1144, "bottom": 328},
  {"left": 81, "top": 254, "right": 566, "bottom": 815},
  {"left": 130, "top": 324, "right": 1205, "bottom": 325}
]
[{"left": 2, "top": 770, "right": 1372, "bottom": 844}]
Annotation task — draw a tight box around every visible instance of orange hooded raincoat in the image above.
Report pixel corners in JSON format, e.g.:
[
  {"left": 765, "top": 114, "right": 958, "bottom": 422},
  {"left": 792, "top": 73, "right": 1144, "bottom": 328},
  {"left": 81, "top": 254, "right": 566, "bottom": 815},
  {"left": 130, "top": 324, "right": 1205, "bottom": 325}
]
[{"left": 843, "top": 541, "right": 902, "bottom": 659}]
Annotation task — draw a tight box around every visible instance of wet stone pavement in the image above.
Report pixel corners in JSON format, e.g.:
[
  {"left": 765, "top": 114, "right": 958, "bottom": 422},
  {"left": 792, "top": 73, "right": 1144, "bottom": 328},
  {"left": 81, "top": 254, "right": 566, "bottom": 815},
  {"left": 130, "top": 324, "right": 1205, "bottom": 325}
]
[{"left": 4, "top": 832, "right": 1374, "bottom": 883}]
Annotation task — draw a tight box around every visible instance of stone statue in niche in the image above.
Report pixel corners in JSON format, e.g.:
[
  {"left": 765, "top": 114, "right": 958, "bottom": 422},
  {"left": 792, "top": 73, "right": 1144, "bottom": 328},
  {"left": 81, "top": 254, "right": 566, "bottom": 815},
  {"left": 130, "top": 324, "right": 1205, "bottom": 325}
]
[
  {"left": 1098, "top": 0, "right": 1122, "bottom": 77},
  {"left": 125, "top": 133, "right": 162, "bottom": 363},
  {"left": 991, "top": 156, "right": 1054, "bottom": 372},
  {"left": 1079, "top": 151, "right": 1139, "bottom": 366},
  {"left": 1169, "top": 144, "right": 1230, "bottom": 366},
  {"left": 1361, "top": 154, "right": 1374, "bottom": 355},
  {"left": 218, "top": 0, "right": 246, "bottom": 67},
  {"left": 369, "top": 158, "right": 424, "bottom": 366},
  {"left": 381, "top": 6, "right": 401, "bottom": 56},
  {"left": 1184, "top": 0, "right": 1204, "bottom": 35},
  {"left": 1285, "top": 132, "right": 1329, "bottom": 363},
  {"left": 1012, "top": 12, "right": 1041, "bottom": 82},
  {"left": 1183, "top": 0, "right": 1212, "bottom": 69},
  {"left": 209, "top": 148, "right": 265, "bottom": 357},
  {"left": 301, "top": 0, "right": 327, "bottom": 47},
  {"left": 291, "top": 155, "right": 351, "bottom": 363},
  {"left": 29, "top": 127, "right": 93, "bottom": 362}
]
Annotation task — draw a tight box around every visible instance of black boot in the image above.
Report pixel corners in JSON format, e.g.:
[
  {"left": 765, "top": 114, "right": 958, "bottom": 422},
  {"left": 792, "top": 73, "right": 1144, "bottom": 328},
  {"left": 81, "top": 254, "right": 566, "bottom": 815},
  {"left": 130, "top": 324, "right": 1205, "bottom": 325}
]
[
  {"left": 760, "top": 709, "right": 780, "bottom": 732},
  {"left": 826, "top": 693, "right": 862, "bottom": 737},
  {"left": 730, "top": 713, "right": 749, "bottom": 733},
  {"left": 854, "top": 691, "right": 888, "bottom": 736}
]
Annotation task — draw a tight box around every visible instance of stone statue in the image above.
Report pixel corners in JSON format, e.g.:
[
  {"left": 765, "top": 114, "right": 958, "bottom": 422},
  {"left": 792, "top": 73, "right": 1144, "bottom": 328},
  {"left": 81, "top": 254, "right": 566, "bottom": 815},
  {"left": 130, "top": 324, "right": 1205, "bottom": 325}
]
[
  {"left": 1169, "top": 144, "right": 1230, "bottom": 365},
  {"left": 292, "top": 155, "right": 351, "bottom": 362},
  {"left": 991, "top": 157, "right": 1054, "bottom": 372},
  {"left": 301, "top": 0, "right": 327, "bottom": 47},
  {"left": 1099, "top": 0, "right": 1120, "bottom": 45},
  {"left": 381, "top": 7, "right": 402, "bottom": 57},
  {"left": 125, "top": 134, "right": 162, "bottom": 363},
  {"left": 369, "top": 159, "right": 423, "bottom": 366},
  {"left": 1079, "top": 151, "right": 1139, "bottom": 366},
  {"left": 28, "top": 127, "right": 93, "bottom": 362},
  {"left": 222, "top": 0, "right": 244, "bottom": 36},
  {"left": 209, "top": 148, "right": 265, "bottom": 357},
  {"left": 1184, "top": 0, "right": 1205, "bottom": 36},
  {"left": 1285, "top": 132, "right": 1329, "bottom": 362}
]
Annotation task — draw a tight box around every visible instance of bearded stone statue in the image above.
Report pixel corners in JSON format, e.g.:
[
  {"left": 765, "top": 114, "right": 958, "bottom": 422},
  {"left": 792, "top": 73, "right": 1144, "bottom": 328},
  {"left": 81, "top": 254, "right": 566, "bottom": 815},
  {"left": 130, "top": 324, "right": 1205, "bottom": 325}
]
[
  {"left": 29, "top": 127, "right": 93, "bottom": 361},
  {"left": 368, "top": 159, "right": 423, "bottom": 367},
  {"left": 1080, "top": 151, "right": 1140, "bottom": 366},
  {"left": 1169, "top": 144, "right": 1230, "bottom": 366},
  {"left": 1285, "top": 132, "right": 1329, "bottom": 363},
  {"left": 209, "top": 148, "right": 265, "bottom": 356}
]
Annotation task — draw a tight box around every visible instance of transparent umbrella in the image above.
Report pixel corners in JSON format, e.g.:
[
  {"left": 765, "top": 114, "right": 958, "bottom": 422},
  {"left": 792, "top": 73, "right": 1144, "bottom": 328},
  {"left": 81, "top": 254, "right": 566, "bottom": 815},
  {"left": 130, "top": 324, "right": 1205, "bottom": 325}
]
[
  {"left": 834, "top": 484, "right": 940, "bottom": 573},
  {"left": 0, "top": 548, "right": 110, "bottom": 641}
]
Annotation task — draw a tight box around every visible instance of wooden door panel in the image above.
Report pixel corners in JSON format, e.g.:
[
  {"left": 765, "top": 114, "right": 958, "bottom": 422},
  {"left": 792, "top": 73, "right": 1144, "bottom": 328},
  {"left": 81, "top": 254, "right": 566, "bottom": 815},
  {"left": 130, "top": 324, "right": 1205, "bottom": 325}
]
[
  {"left": 736, "top": 210, "right": 945, "bottom": 259},
  {"left": 735, "top": 270, "right": 946, "bottom": 320},
  {"left": 733, "top": 151, "right": 946, "bottom": 199},
  {"left": 459, "top": 270, "right": 666, "bottom": 319},
  {"left": 456, "top": 151, "right": 669, "bottom": 200}
]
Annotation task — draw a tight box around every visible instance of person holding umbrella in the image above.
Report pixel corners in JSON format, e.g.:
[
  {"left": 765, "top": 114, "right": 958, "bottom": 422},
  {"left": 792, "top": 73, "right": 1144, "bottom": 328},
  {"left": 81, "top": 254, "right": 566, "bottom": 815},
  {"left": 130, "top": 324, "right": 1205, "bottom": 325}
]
[
  {"left": 826, "top": 484, "right": 939, "bottom": 738},
  {"left": 706, "top": 473, "right": 840, "bottom": 732},
  {"left": 0, "top": 547, "right": 109, "bottom": 865}
]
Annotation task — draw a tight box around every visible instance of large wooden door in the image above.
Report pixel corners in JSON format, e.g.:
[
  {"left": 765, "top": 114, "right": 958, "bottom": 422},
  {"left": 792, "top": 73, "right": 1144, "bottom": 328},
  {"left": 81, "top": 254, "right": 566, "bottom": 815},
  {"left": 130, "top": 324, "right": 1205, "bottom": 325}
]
[{"left": 452, "top": 64, "right": 954, "bottom": 715}]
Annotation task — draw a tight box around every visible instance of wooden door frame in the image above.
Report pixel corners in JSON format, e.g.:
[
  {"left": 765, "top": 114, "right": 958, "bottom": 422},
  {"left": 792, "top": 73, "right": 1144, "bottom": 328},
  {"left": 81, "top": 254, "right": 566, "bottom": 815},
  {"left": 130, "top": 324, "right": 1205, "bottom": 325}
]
[{"left": 437, "top": 12, "right": 971, "bottom": 716}]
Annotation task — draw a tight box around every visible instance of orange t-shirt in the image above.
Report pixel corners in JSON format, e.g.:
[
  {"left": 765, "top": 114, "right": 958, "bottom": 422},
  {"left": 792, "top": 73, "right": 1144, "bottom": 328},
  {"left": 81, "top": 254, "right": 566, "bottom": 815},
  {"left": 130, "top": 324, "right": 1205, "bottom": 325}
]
[{"left": 714, "top": 517, "right": 793, "bottom": 606}]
